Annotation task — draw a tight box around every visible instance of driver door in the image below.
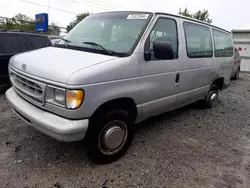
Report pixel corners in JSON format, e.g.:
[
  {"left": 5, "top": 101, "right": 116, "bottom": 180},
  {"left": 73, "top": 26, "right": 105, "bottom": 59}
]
[{"left": 138, "top": 15, "right": 184, "bottom": 119}]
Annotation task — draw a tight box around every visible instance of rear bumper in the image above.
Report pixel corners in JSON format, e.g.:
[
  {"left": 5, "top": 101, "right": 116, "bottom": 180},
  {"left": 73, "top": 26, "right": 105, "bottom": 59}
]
[{"left": 6, "top": 87, "right": 89, "bottom": 142}]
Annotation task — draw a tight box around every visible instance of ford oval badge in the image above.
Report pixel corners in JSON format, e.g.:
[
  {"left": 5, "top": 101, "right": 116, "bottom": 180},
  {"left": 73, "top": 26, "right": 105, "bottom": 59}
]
[{"left": 22, "top": 64, "right": 26, "bottom": 71}]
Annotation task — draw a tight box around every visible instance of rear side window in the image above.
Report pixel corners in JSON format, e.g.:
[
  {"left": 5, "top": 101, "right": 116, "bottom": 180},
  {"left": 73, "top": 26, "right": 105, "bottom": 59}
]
[
  {"left": 29, "top": 36, "right": 50, "bottom": 49},
  {"left": 0, "top": 35, "right": 21, "bottom": 54},
  {"left": 184, "top": 22, "right": 213, "bottom": 58},
  {"left": 213, "top": 29, "right": 233, "bottom": 57}
]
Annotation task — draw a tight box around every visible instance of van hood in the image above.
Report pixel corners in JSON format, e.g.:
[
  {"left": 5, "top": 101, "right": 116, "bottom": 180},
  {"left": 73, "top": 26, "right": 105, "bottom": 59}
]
[{"left": 9, "top": 47, "right": 117, "bottom": 84}]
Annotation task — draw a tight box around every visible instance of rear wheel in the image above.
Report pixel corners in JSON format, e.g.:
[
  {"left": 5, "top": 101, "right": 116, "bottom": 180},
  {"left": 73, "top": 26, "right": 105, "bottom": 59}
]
[
  {"left": 86, "top": 109, "right": 134, "bottom": 164},
  {"left": 232, "top": 69, "right": 240, "bottom": 80},
  {"left": 204, "top": 85, "right": 219, "bottom": 108}
]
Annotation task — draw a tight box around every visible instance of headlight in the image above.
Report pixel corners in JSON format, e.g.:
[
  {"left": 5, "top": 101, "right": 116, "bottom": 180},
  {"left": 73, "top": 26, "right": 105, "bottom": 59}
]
[
  {"left": 46, "top": 86, "right": 84, "bottom": 109},
  {"left": 46, "top": 86, "right": 65, "bottom": 106},
  {"left": 54, "top": 89, "right": 65, "bottom": 105},
  {"left": 66, "top": 90, "right": 84, "bottom": 109}
]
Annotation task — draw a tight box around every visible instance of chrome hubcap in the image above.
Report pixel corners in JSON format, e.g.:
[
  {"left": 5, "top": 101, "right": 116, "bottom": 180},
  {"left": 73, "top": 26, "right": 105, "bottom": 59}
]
[
  {"left": 210, "top": 93, "right": 218, "bottom": 105},
  {"left": 103, "top": 126, "right": 124, "bottom": 149},
  {"left": 99, "top": 120, "right": 128, "bottom": 155}
]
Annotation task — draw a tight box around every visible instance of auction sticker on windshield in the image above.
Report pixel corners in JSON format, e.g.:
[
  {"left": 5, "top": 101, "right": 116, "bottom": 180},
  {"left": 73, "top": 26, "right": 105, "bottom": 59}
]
[{"left": 127, "top": 14, "right": 149, "bottom": 19}]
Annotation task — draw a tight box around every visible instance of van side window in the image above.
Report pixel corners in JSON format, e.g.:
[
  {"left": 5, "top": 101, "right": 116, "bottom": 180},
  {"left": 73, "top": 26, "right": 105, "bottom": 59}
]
[
  {"left": 184, "top": 22, "right": 213, "bottom": 58},
  {"left": 212, "top": 29, "right": 233, "bottom": 57},
  {"left": 0, "top": 35, "right": 21, "bottom": 54},
  {"left": 145, "top": 18, "right": 178, "bottom": 60},
  {"left": 19, "top": 36, "right": 29, "bottom": 51},
  {"left": 29, "top": 36, "right": 49, "bottom": 49}
]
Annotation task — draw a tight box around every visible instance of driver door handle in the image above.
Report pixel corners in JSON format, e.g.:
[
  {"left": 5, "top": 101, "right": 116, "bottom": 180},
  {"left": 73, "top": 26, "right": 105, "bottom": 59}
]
[{"left": 175, "top": 73, "right": 180, "bottom": 86}]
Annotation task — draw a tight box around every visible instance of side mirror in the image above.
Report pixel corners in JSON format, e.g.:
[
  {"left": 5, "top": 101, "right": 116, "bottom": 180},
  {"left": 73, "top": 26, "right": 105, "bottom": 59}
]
[{"left": 153, "top": 41, "right": 174, "bottom": 60}]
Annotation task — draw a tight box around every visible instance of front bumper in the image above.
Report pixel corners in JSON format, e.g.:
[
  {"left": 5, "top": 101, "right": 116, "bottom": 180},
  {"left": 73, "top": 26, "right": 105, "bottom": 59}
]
[{"left": 6, "top": 87, "right": 89, "bottom": 142}]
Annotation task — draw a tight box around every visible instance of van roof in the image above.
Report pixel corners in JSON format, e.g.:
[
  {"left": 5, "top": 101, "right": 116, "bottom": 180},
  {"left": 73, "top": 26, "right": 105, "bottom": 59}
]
[
  {"left": 95, "top": 11, "right": 231, "bottom": 34},
  {"left": 154, "top": 12, "right": 230, "bottom": 34}
]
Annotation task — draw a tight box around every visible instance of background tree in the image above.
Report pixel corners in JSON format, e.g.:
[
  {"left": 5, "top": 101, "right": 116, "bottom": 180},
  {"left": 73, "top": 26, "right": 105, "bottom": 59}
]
[
  {"left": 0, "top": 13, "right": 61, "bottom": 35},
  {"left": 48, "top": 22, "right": 61, "bottom": 35},
  {"left": 193, "top": 10, "right": 212, "bottom": 24},
  {"left": 0, "top": 18, "right": 9, "bottom": 30},
  {"left": 12, "top": 13, "right": 35, "bottom": 32},
  {"left": 0, "top": 13, "right": 35, "bottom": 32},
  {"left": 178, "top": 8, "right": 193, "bottom": 18},
  {"left": 178, "top": 8, "right": 212, "bottom": 24},
  {"left": 66, "top": 13, "right": 90, "bottom": 32}
]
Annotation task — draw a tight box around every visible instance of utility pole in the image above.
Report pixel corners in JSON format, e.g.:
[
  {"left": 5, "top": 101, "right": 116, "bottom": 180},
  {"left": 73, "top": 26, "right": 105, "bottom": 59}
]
[
  {"left": 48, "top": 0, "right": 50, "bottom": 15},
  {"left": 48, "top": 0, "right": 50, "bottom": 33}
]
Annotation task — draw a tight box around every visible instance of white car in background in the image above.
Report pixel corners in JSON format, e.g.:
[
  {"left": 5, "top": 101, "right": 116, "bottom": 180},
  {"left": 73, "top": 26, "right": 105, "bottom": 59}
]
[{"left": 48, "top": 35, "right": 62, "bottom": 45}]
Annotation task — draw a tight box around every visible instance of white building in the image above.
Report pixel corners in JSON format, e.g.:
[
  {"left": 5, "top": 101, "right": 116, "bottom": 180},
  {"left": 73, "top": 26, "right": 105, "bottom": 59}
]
[{"left": 232, "top": 29, "right": 250, "bottom": 72}]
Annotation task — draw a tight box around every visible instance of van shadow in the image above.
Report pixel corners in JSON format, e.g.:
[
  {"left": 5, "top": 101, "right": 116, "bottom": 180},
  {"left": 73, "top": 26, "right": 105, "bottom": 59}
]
[{"left": 13, "top": 101, "right": 204, "bottom": 169}]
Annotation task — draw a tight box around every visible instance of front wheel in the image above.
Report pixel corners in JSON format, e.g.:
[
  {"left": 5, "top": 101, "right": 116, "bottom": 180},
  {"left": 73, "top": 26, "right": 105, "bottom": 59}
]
[{"left": 86, "top": 109, "right": 134, "bottom": 164}]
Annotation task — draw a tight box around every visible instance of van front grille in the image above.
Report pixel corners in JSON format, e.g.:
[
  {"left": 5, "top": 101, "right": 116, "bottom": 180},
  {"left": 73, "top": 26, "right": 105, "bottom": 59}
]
[
  {"left": 9, "top": 70, "right": 47, "bottom": 106},
  {"left": 14, "top": 74, "right": 43, "bottom": 96}
]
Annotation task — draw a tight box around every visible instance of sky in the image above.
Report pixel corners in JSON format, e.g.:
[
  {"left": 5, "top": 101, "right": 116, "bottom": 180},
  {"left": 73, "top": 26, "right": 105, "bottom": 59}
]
[{"left": 1, "top": 0, "right": 250, "bottom": 32}]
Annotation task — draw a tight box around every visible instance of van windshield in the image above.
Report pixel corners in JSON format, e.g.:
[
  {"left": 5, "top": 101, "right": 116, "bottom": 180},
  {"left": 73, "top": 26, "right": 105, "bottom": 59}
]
[{"left": 58, "top": 12, "right": 152, "bottom": 56}]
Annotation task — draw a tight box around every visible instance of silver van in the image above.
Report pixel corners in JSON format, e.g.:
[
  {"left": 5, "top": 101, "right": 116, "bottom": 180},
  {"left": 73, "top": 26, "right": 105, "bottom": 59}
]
[{"left": 6, "top": 11, "right": 234, "bottom": 163}]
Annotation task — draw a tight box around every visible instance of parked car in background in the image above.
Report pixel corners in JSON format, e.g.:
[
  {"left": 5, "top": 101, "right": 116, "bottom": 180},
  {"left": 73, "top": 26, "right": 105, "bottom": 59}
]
[
  {"left": 231, "top": 47, "right": 241, "bottom": 80},
  {"left": 0, "top": 31, "right": 52, "bottom": 84},
  {"left": 51, "top": 38, "right": 61, "bottom": 45},
  {"left": 6, "top": 11, "right": 234, "bottom": 164},
  {"left": 48, "top": 35, "right": 62, "bottom": 45}
]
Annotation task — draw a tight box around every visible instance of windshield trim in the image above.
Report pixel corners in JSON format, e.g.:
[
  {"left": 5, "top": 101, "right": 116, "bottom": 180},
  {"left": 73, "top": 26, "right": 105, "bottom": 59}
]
[{"left": 53, "top": 43, "right": 128, "bottom": 57}]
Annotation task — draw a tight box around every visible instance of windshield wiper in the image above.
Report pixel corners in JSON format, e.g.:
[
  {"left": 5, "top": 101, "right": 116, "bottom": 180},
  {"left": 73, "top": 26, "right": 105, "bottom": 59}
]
[
  {"left": 83, "top": 41, "right": 112, "bottom": 55},
  {"left": 61, "top": 38, "right": 71, "bottom": 46}
]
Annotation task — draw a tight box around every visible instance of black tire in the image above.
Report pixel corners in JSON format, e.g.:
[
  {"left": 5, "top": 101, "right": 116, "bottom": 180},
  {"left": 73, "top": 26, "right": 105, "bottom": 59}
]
[
  {"left": 203, "top": 85, "right": 219, "bottom": 108},
  {"left": 86, "top": 109, "right": 134, "bottom": 164},
  {"left": 232, "top": 69, "right": 240, "bottom": 80}
]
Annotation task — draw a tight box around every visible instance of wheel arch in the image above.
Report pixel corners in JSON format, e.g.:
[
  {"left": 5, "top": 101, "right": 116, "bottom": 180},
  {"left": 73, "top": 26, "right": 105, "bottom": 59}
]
[
  {"left": 91, "top": 97, "right": 138, "bottom": 122},
  {"left": 211, "top": 77, "right": 224, "bottom": 90}
]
